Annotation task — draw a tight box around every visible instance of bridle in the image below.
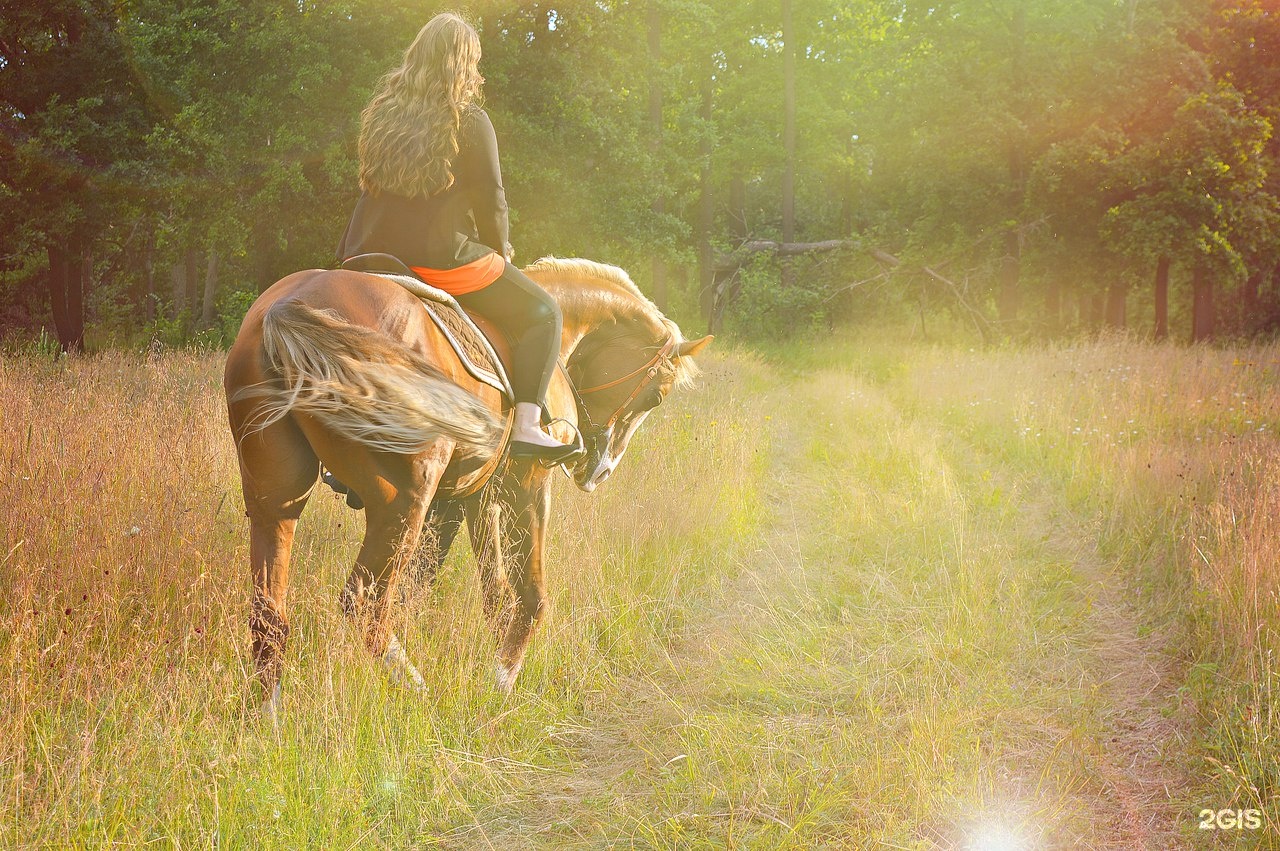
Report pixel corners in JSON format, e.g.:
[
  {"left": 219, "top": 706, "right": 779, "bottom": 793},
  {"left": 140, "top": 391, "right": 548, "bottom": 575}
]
[
  {"left": 546, "top": 332, "right": 677, "bottom": 481},
  {"left": 569, "top": 335, "right": 677, "bottom": 432}
]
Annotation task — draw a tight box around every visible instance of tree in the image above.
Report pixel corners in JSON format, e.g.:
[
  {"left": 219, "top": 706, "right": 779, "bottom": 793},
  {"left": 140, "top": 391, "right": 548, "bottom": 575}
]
[
  {"left": 1105, "top": 83, "right": 1276, "bottom": 341},
  {"left": 860, "top": 0, "right": 1133, "bottom": 332},
  {"left": 0, "top": 0, "right": 157, "bottom": 351}
]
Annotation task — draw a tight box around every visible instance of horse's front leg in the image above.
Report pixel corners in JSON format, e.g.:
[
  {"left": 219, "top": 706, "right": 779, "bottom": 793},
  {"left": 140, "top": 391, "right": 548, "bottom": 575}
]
[
  {"left": 491, "top": 464, "right": 552, "bottom": 694},
  {"left": 235, "top": 418, "right": 319, "bottom": 721}
]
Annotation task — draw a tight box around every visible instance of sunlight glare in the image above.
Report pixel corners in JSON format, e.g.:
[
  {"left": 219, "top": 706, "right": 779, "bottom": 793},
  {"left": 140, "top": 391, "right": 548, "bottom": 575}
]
[{"left": 966, "top": 823, "right": 1027, "bottom": 851}]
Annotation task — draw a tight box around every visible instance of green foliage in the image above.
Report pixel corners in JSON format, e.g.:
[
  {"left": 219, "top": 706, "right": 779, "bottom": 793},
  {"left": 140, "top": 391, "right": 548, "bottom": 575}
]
[
  {"left": 726, "top": 256, "right": 830, "bottom": 341},
  {"left": 3, "top": 0, "right": 1280, "bottom": 346},
  {"left": 4, "top": 327, "right": 67, "bottom": 362},
  {"left": 140, "top": 310, "right": 193, "bottom": 350},
  {"left": 1104, "top": 82, "right": 1278, "bottom": 277},
  {"left": 216, "top": 288, "right": 258, "bottom": 345}
]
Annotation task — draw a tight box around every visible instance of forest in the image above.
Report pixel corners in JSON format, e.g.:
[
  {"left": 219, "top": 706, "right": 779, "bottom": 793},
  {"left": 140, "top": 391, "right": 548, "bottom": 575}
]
[{"left": 1, "top": 0, "right": 1278, "bottom": 350}]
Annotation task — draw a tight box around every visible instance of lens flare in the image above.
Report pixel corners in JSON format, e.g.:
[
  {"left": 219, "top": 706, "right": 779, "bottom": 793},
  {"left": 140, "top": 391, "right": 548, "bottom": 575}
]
[{"left": 966, "top": 823, "right": 1026, "bottom": 851}]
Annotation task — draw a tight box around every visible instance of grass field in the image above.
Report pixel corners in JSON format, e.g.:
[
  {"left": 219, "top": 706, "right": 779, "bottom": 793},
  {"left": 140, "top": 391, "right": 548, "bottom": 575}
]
[{"left": 2, "top": 330, "right": 1277, "bottom": 848}]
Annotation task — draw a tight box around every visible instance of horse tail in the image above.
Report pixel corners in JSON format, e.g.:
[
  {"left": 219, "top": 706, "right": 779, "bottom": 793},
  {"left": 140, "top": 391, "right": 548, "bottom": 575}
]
[{"left": 249, "top": 300, "right": 499, "bottom": 453}]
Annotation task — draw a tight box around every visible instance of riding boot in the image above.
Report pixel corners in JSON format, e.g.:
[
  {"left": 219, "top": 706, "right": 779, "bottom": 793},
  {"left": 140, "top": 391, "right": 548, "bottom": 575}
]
[{"left": 509, "top": 402, "right": 579, "bottom": 463}]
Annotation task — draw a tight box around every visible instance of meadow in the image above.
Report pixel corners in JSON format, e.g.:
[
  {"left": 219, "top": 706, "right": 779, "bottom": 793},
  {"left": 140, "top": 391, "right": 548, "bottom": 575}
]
[{"left": 1, "top": 330, "right": 1276, "bottom": 849}]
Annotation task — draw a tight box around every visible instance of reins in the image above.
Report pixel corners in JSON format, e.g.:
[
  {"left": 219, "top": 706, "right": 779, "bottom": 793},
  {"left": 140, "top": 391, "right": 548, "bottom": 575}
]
[
  {"left": 545, "top": 334, "right": 676, "bottom": 480},
  {"left": 574, "top": 336, "right": 677, "bottom": 431}
]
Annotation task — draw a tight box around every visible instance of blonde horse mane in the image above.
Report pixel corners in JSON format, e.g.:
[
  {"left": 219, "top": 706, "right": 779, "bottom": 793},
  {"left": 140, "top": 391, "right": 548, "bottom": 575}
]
[{"left": 522, "top": 256, "right": 700, "bottom": 387}]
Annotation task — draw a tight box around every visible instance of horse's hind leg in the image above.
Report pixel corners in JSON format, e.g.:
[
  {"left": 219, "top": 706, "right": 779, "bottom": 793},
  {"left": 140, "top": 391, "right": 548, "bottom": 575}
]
[
  {"left": 332, "top": 445, "right": 452, "bottom": 691},
  {"left": 406, "top": 497, "right": 465, "bottom": 589},
  {"left": 465, "top": 494, "right": 515, "bottom": 643},
  {"left": 235, "top": 418, "right": 319, "bottom": 719}
]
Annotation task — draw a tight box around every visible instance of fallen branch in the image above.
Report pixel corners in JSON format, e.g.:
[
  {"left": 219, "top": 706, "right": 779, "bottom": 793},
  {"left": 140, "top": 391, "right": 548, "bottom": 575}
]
[
  {"left": 846, "top": 246, "right": 995, "bottom": 344},
  {"left": 922, "top": 264, "right": 994, "bottom": 345},
  {"left": 714, "top": 239, "right": 855, "bottom": 272},
  {"left": 708, "top": 237, "right": 999, "bottom": 346}
]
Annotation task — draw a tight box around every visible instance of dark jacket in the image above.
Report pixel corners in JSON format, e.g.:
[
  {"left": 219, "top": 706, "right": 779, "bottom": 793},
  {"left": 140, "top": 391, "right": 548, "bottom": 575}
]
[{"left": 337, "top": 108, "right": 509, "bottom": 269}]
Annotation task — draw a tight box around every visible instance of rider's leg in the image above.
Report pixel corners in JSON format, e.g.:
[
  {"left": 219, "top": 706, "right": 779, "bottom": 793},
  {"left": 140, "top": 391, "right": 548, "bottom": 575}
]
[
  {"left": 455, "top": 263, "right": 569, "bottom": 453},
  {"left": 322, "top": 261, "right": 568, "bottom": 509}
]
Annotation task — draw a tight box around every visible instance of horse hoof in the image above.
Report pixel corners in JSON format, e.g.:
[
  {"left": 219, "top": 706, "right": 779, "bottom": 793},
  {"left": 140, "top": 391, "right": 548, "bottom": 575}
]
[
  {"left": 260, "top": 683, "right": 282, "bottom": 724},
  {"left": 494, "top": 660, "right": 520, "bottom": 695},
  {"left": 382, "top": 634, "right": 427, "bottom": 693}
]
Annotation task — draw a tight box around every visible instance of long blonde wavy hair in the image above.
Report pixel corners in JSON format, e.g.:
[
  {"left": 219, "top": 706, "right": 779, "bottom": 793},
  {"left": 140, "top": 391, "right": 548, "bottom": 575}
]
[{"left": 358, "top": 13, "right": 483, "bottom": 198}]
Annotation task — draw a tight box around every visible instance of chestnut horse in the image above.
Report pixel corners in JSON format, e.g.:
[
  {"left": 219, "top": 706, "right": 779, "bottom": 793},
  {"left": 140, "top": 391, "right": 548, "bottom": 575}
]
[{"left": 223, "top": 257, "right": 711, "bottom": 716}]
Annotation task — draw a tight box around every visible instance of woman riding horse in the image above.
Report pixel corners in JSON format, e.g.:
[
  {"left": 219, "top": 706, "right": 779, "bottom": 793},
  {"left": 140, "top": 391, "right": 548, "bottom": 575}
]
[
  {"left": 337, "top": 12, "right": 575, "bottom": 463},
  {"left": 224, "top": 14, "right": 712, "bottom": 718}
]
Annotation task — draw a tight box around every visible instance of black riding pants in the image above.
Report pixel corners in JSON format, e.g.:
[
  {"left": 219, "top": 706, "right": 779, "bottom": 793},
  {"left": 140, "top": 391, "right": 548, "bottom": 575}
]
[{"left": 455, "top": 261, "right": 562, "bottom": 408}]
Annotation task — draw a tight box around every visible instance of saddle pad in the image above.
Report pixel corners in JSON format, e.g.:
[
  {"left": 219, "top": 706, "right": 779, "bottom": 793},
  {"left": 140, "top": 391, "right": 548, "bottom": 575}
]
[{"left": 373, "top": 272, "right": 513, "bottom": 399}]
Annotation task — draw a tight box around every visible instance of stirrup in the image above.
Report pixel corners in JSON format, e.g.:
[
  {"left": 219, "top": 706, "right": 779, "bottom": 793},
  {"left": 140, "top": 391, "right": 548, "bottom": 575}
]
[
  {"left": 321, "top": 470, "right": 364, "bottom": 510},
  {"left": 508, "top": 418, "right": 585, "bottom": 467},
  {"left": 508, "top": 439, "right": 583, "bottom": 466}
]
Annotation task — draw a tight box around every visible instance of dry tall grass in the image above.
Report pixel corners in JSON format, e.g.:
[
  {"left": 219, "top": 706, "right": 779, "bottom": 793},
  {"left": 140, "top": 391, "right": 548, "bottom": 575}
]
[
  {"left": 3, "top": 335, "right": 1276, "bottom": 847},
  {"left": 896, "top": 332, "right": 1280, "bottom": 835},
  {"left": 0, "top": 347, "right": 767, "bottom": 846}
]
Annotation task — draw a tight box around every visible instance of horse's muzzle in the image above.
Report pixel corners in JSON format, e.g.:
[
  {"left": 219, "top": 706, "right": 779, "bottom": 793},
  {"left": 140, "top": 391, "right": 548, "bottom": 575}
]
[{"left": 573, "top": 426, "right": 613, "bottom": 491}]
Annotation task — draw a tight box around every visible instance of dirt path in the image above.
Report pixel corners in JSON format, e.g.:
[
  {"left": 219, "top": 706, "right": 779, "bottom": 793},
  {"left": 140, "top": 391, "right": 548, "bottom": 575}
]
[
  {"left": 487, "top": 365, "right": 1194, "bottom": 848},
  {"left": 945, "top": 457, "right": 1195, "bottom": 849},
  {"left": 1023, "top": 494, "right": 1192, "bottom": 848}
]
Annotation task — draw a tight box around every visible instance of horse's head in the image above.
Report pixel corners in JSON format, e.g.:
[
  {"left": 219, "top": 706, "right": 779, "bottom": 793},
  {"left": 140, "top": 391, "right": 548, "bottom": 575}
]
[
  {"left": 566, "top": 321, "right": 712, "bottom": 492},
  {"left": 522, "top": 257, "right": 713, "bottom": 493}
]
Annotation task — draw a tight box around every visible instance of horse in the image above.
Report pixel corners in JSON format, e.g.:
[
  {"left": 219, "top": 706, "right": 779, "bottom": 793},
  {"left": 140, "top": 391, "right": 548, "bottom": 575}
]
[{"left": 223, "top": 257, "right": 711, "bottom": 716}]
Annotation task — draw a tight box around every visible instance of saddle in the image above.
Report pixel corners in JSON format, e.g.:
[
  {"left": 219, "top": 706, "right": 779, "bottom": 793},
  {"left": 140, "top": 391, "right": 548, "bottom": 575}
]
[
  {"left": 340, "top": 253, "right": 514, "bottom": 401},
  {"left": 335, "top": 253, "right": 583, "bottom": 491}
]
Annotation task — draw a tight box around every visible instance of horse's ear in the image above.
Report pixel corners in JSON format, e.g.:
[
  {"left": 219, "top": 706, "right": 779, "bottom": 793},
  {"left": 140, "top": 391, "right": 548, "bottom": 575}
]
[{"left": 677, "top": 335, "right": 713, "bottom": 358}]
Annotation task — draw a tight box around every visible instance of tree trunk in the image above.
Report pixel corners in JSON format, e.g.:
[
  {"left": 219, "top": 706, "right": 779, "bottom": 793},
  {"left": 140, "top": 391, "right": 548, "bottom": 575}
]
[
  {"left": 998, "top": 5, "right": 1027, "bottom": 327},
  {"left": 647, "top": 0, "right": 666, "bottom": 309},
  {"left": 998, "top": 229, "right": 1020, "bottom": 324},
  {"left": 1242, "top": 268, "right": 1262, "bottom": 334},
  {"left": 709, "top": 268, "right": 736, "bottom": 335},
  {"left": 184, "top": 248, "right": 199, "bottom": 324},
  {"left": 200, "top": 250, "right": 219, "bottom": 329},
  {"left": 1153, "top": 255, "right": 1169, "bottom": 340},
  {"left": 1043, "top": 275, "right": 1061, "bottom": 338},
  {"left": 69, "top": 248, "right": 88, "bottom": 351},
  {"left": 142, "top": 240, "right": 156, "bottom": 324},
  {"left": 42, "top": 242, "right": 87, "bottom": 353},
  {"left": 170, "top": 259, "right": 187, "bottom": 318},
  {"left": 1104, "top": 280, "right": 1126, "bottom": 328},
  {"left": 46, "top": 245, "right": 73, "bottom": 348},
  {"left": 1089, "top": 292, "right": 1105, "bottom": 330},
  {"left": 841, "top": 131, "right": 856, "bottom": 238},
  {"left": 697, "top": 71, "right": 715, "bottom": 329},
  {"left": 1192, "top": 264, "right": 1214, "bottom": 342},
  {"left": 780, "top": 0, "right": 796, "bottom": 289},
  {"left": 729, "top": 175, "right": 747, "bottom": 240},
  {"left": 254, "top": 223, "right": 281, "bottom": 293}
]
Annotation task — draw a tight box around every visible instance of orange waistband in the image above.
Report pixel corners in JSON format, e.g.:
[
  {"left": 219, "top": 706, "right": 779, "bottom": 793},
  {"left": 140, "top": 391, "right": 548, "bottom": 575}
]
[{"left": 410, "top": 252, "right": 505, "bottom": 295}]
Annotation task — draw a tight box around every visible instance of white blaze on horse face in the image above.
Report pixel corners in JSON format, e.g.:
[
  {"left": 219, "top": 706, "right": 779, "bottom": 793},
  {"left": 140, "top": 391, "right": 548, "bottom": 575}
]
[{"left": 581, "top": 410, "right": 651, "bottom": 492}]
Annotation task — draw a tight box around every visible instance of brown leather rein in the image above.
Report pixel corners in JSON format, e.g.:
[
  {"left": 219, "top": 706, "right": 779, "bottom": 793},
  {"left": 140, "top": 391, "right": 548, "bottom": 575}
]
[{"left": 574, "top": 336, "right": 677, "bottom": 430}]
